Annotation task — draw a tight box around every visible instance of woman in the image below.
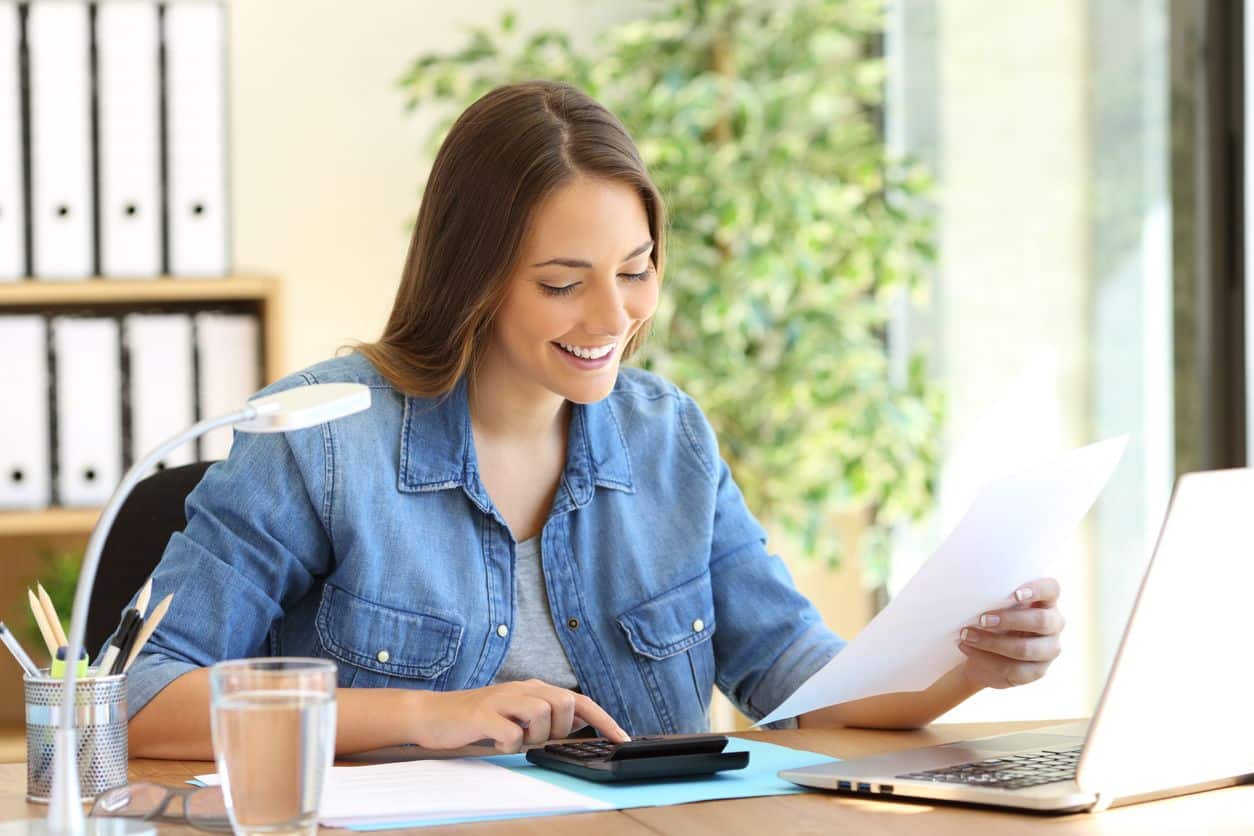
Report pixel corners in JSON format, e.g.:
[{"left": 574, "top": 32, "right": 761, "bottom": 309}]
[{"left": 125, "top": 82, "right": 1064, "bottom": 759}]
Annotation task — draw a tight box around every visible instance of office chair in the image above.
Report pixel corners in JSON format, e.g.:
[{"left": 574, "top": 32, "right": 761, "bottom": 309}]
[{"left": 84, "top": 460, "right": 215, "bottom": 653}]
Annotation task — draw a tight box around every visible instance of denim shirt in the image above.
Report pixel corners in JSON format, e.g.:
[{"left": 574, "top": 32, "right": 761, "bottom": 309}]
[{"left": 121, "top": 352, "right": 845, "bottom": 735}]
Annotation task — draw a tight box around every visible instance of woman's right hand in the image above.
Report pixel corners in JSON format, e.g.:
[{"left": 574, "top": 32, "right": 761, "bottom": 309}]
[{"left": 407, "top": 679, "right": 630, "bottom": 753}]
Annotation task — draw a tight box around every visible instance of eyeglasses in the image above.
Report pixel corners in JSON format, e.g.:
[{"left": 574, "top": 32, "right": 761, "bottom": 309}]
[{"left": 90, "top": 782, "right": 232, "bottom": 832}]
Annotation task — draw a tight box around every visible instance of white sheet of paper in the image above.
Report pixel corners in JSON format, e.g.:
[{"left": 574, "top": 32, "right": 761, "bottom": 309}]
[
  {"left": 759, "top": 435, "right": 1127, "bottom": 726},
  {"left": 195, "top": 758, "right": 611, "bottom": 827}
]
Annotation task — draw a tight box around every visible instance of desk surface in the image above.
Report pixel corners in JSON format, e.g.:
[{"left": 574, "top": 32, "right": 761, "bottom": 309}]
[{"left": 3, "top": 720, "right": 1252, "bottom": 835}]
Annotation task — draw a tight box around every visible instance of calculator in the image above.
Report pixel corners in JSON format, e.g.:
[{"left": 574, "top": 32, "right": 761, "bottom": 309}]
[{"left": 524, "top": 734, "right": 750, "bottom": 782}]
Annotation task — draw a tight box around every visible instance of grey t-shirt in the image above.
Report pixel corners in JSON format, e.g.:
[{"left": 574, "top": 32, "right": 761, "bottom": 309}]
[{"left": 492, "top": 536, "right": 579, "bottom": 690}]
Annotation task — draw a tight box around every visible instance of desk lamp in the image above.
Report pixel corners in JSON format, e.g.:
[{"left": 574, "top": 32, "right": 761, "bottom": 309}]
[{"left": 2, "top": 382, "right": 371, "bottom": 836}]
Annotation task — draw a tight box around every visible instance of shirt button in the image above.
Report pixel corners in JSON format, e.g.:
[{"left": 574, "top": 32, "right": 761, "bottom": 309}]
[
  {"left": 376, "top": 650, "right": 390, "bottom": 663},
  {"left": 692, "top": 618, "right": 705, "bottom": 633},
  {"left": 567, "top": 617, "right": 579, "bottom": 630},
  {"left": 497, "top": 624, "right": 509, "bottom": 638}
]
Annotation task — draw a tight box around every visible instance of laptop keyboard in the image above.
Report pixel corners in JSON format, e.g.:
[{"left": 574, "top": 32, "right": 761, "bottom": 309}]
[{"left": 896, "top": 745, "right": 1082, "bottom": 790}]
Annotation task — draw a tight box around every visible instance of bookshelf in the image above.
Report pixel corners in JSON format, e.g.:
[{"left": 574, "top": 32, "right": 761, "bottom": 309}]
[{"left": 0, "top": 274, "right": 284, "bottom": 537}]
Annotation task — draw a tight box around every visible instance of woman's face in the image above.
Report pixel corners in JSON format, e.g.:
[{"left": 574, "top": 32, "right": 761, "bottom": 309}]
[{"left": 487, "top": 176, "right": 659, "bottom": 405}]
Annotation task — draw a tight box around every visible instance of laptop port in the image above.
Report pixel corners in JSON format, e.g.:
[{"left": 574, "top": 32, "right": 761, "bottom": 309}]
[
  {"left": 878, "top": 784, "right": 894, "bottom": 794},
  {"left": 857, "top": 782, "right": 872, "bottom": 793},
  {"left": 836, "top": 780, "right": 852, "bottom": 791}
]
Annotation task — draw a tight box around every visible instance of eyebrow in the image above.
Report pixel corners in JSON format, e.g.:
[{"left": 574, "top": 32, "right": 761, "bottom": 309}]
[{"left": 530, "top": 240, "right": 654, "bottom": 270}]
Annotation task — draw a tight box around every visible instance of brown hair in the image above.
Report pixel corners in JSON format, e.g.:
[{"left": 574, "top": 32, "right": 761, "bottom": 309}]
[{"left": 357, "top": 81, "right": 667, "bottom": 399}]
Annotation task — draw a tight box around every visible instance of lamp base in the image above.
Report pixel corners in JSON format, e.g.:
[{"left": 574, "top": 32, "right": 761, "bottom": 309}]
[{"left": 0, "top": 819, "right": 155, "bottom": 836}]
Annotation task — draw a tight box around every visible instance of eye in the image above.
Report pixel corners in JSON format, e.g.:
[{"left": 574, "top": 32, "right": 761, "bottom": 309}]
[
  {"left": 619, "top": 266, "right": 653, "bottom": 281},
  {"left": 540, "top": 283, "right": 579, "bottom": 297}
]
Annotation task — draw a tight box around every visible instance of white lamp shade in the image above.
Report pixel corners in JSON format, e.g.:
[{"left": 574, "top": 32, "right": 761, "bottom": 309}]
[{"left": 237, "top": 382, "right": 371, "bottom": 432}]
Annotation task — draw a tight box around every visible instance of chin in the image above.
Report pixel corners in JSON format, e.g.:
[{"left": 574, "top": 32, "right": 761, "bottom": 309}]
[{"left": 554, "top": 372, "right": 619, "bottom": 405}]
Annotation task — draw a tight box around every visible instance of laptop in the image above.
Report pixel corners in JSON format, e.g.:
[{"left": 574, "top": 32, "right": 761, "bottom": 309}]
[{"left": 779, "top": 467, "right": 1254, "bottom": 813}]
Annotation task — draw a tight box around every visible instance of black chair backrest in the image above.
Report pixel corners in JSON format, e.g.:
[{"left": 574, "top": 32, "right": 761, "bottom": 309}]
[{"left": 85, "top": 461, "right": 215, "bottom": 653}]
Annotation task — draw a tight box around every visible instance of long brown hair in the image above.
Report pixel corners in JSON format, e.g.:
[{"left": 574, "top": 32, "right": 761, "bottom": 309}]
[{"left": 357, "top": 81, "right": 667, "bottom": 399}]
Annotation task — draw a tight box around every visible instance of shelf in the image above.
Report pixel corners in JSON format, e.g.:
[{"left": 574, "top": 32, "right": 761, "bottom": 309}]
[
  {"left": 0, "top": 273, "right": 285, "bottom": 540},
  {"left": 0, "top": 508, "right": 100, "bottom": 538},
  {"left": 0, "top": 275, "right": 277, "bottom": 306}
]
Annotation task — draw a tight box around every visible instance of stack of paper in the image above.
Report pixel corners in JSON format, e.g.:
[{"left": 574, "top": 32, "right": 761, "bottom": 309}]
[{"left": 197, "top": 759, "right": 612, "bottom": 827}]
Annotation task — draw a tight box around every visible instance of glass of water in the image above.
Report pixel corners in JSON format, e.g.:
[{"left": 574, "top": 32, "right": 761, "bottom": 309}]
[{"left": 209, "top": 658, "right": 337, "bottom": 836}]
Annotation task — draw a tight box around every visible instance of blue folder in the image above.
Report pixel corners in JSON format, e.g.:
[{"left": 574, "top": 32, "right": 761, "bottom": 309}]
[{"left": 345, "top": 736, "right": 835, "bottom": 831}]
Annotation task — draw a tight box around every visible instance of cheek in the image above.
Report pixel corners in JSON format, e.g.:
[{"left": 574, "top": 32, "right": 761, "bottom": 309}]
[
  {"left": 627, "top": 281, "right": 661, "bottom": 321},
  {"left": 499, "top": 295, "right": 568, "bottom": 348}
]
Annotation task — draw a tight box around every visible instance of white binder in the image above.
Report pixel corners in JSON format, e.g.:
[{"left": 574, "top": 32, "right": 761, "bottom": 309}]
[
  {"left": 52, "top": 316, "right": 122, "bottom": 506},
  {"left": 0, "top": 316, "right": 51, "bottom": 508},
  {"left": 195, "top": 312, "right": 260, "bottom": 460},
  {"left": 0, "top": 1, "right": 23, "bottom": 281},
  {"left": 164, "top": 0, "right": 229, "bottom": 276},
  {"left": 27, "top": 0, "right": 94, "bottom": 280},
  {"left": 124, "top": 313, "right": 195, "bottom": 469},
  {"left": 97, "top": 1, "right": 161, "bottom": 278}
]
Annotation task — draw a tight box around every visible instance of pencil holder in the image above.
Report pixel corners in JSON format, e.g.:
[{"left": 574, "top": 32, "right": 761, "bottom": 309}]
[{"left": 24, "top": 669, "right": 128, "bottom": 803}]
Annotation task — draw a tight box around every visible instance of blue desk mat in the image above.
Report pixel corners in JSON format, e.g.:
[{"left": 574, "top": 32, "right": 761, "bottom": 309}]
[{"left": 345, "top": 736, "right": 836, "bottom": 831}]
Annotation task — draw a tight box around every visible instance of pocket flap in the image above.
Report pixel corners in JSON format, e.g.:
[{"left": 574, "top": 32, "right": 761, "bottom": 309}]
[
  {"left": 316, "top": 584, "right": 462, "bottom": 679},
  {"left": 616, "top": 570, "right": 716, "bottom": 660}
]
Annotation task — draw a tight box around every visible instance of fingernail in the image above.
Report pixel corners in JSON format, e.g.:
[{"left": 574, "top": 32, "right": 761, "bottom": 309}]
[
  {"left": 1015, "top": 587, "right": 1034, "bottom": 603},
  {"left": 980, "top": 614, "right": 1001, "bottom": 628},
  {"left": 961, "top": 628, "right": 975, "bottom": 643}
]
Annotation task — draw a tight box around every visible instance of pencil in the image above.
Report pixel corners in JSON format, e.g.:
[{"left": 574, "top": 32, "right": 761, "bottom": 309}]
[
  {"left": 36, "top": 582, "right": 68, "bottom": 647},
  {"left": 136, "top": 577, "right": 154, "bottom": 619},
  {"left": 122, "top": 593, "right": 173, "bottom": 674},
  {"left": 27, "top": 588, "right": 58, "bottom": 658}
]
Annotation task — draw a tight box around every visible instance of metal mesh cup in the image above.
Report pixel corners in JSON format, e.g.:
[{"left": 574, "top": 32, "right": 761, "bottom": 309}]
[{"left": 24, "top": 669, "right": 129, "bottom": 803}]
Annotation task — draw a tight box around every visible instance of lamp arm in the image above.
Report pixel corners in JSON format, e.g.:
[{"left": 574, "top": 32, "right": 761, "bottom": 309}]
[{"left": 48, "top": 407, "right": 254, "bottom": 835}]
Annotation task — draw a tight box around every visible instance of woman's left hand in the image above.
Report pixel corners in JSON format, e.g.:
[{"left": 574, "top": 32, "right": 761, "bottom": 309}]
[{"left": 957, "top": 577, "right": 1064, "bottom": 690}]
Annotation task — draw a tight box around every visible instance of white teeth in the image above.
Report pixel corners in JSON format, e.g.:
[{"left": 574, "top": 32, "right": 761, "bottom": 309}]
[{"left": 558, "top": 341, "right": 615, "bottom": 360}]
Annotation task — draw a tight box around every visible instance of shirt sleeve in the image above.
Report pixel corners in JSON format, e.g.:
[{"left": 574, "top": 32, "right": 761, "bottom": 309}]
[
  {"left": 676, "top": 392, "right": 846, "bottom": 726},
  {"left": 118, "top": 373, "right": 335, "bottom": 718}
]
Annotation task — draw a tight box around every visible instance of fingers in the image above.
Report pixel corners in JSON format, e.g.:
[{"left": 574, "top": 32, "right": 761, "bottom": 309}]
[
  {"left": 975, "top": 606, "right": 1066, "bottom": 636},
  {"left": 960, "top": 627, "right": 1060, "bottom": 663},
  {"left": 572, "top": 693, "right": 631, "bottom": 742},
  {"left": 548, "top": 690, "right": 578, "bottom": 741},
  {"left": 958, "top": 643, "right": 1049, "bottom": 689},
  {"left": 482, "top": 682, "right": 628, "bottom": 752},
  {"left": 1006, "top": 577, "right": 1061, "bottom": 608},
  {"left": 505, "top": 696, "right": 553, "bottom": 746},
  {"left": 479, "top": 711, "right": 526, "bottom": 754}
]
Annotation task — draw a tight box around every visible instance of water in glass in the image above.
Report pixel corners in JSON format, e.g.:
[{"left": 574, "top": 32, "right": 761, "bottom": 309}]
[{"left": 210, "top": 660, "right": 336, "bottom": 836}]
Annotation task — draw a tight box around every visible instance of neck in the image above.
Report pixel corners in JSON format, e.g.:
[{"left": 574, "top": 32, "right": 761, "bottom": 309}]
[{"left": 468, "top": 352, "right": 568, "bottom": 443}]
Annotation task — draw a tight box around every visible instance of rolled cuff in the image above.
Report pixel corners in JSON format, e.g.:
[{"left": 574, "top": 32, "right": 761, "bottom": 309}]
[
  {"left": 744, "top": 621, "right": 845, "bottom": 728},
  {"left": 124, "top": 653, "right": 199, "bottom": 719}
]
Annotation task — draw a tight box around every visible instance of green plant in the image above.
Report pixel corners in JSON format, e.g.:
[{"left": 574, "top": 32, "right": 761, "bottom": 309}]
[{"left": 397, "top": 0, "right": 941, "bottom": 570}]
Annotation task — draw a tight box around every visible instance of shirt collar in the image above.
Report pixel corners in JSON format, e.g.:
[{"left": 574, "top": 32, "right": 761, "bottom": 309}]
[{"left": 398, "top": 376, "right": 635, "bottom": 512}]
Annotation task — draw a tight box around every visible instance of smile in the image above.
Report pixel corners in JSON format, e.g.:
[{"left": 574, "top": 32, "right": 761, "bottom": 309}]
[{"left": 555, "top": 341, "right": 616, "bottom": 360}]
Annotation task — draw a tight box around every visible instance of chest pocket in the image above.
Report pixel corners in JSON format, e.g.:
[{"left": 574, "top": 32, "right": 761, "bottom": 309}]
[
  {"left": 616, "top": 570, "right": 717, "bottom": 734},
  {"left": 315, "top": 583, "right": 463, "bottom": 689}
]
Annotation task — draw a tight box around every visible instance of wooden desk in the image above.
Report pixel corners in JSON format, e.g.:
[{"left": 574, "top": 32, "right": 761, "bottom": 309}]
[{"left": 2, "top": 720, "right": 1251, "bottom": 834}]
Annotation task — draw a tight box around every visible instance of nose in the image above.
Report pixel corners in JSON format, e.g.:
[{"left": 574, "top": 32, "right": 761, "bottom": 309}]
[{"left": 584, "top": 277, "right": 631, "bottom": 337}]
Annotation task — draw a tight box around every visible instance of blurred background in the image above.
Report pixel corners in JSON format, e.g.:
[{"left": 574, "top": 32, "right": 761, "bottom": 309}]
[{"left": 0, "top": 0, "right": 1245, "bottom": 742}]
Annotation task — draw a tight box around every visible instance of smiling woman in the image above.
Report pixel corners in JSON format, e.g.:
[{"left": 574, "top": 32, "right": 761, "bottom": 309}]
[{"left": 118, "top": 81, "right": 1064, "bottom": 761}]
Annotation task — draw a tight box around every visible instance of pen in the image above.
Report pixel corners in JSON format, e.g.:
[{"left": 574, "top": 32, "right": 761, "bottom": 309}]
[
  {"left": 122, "top": 593, "right": 173, "bottom": 674},
  {"left": 0, "top": 622, "right": 39, "bottom": 677},
  {"left": 27, "top": 588, "right": 58, "bottom": 658},
  {"left": 97, "top": 609, "right": 140, "bottom": 679},
  {"left": 108, "top": 610, "right": 145, "bottom": 677},
  {"left": 36, "top": 582, "right": 69, "bottom": 648}
]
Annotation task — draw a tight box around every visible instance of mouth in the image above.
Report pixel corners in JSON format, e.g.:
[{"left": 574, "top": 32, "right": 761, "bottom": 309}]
[{"left": 552, "top": 340, "right": 618, "bottom": 370}]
